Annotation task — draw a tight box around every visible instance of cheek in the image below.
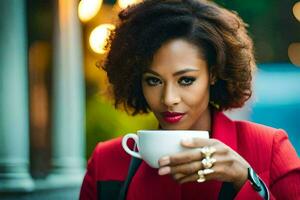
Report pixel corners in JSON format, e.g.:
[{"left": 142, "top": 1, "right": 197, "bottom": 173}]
[
  {"left": 182, "top": 83, "right": 210, "bottom": 107},
  {"left": 142, "top": 85, "right": 161, "bottom": 108}
]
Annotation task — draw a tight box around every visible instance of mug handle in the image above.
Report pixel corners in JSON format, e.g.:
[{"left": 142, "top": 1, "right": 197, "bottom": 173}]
[{"left": 122, "top": 133, "right": 142, "bottom": 159}]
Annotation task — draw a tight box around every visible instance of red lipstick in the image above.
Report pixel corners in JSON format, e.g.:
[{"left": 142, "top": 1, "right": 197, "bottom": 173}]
[{"left": 162, "top": 111, "right": 185, "bottom": 124}]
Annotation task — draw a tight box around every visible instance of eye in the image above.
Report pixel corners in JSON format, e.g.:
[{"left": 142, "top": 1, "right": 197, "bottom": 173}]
[
  {"left": 144, "top": 77, "right": 162, "bottom": 86},
  {"left": 178, "top": 77, "right": 196, "bottom": 86}
]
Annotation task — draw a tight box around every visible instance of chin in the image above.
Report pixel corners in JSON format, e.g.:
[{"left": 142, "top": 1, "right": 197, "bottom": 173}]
[{"left": 159, "top": 122, "right": 190, "bottom": 130}]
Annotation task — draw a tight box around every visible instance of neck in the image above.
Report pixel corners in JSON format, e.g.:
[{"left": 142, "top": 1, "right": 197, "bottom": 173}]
[{"left": 190, "top": 108, "right": 212, "bottom": 131}]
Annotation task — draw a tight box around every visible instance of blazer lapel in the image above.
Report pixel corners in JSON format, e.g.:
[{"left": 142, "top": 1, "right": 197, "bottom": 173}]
[{"left": 211, "top": 111, "right": 237, "bottom": 152}]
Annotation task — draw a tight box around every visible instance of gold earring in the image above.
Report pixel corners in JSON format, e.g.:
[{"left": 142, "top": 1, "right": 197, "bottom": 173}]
[{"left": 209, "top": 101, "right": 220, "bottom": 109}]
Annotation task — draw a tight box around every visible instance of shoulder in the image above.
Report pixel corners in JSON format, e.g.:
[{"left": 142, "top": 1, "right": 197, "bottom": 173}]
[
  {"left": 214, "top": 112, "right": 283, "bottom": 155},
  {"left": 234, "top": 120, "right": 294, "bottom": 151},
  {"left": 236, "top": 119, "right": 278, "bottom": 134},
  {"left": 93, "top": 137, "right": 126, "bottom": 157},
  {"left": 90, "top": 137, "right": 133, "bottom": 181},
  {"left": 234, "top": 119, "right": 284, "bottom": 143},
  {"left": 233, "top": 119, "right": 300, "bottom": 170},
  {"left": 232, "top": 119, "right": 281, "bottom": 168},
  {"left": 218, "top": 112, "right": 283, "bottom": 148}
]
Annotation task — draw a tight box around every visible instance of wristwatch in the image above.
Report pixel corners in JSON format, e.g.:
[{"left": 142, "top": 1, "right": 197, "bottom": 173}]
[{"left": 248, "top": 167, "right": 269, "bottom": 200}]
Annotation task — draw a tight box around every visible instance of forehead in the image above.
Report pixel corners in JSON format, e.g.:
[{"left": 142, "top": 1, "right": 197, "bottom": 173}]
[{"left": 149, "top": 39, "right": 207, "bottom": 72}]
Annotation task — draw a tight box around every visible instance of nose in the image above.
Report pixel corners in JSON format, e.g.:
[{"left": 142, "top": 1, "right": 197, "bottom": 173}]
[{"left": 161, "top": 83, "right": 181, "bottom": 107}]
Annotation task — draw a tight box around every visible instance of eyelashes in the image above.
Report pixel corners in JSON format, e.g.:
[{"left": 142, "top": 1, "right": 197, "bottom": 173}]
[
  {"left": 178, "top": 77, "right": 196, "bottom": 86},
  {"left": 144, "top": 77, "right": 162, "bottom": 86},
  {"left": 144, "top": 76, "right": 196, "bottom": 87}
]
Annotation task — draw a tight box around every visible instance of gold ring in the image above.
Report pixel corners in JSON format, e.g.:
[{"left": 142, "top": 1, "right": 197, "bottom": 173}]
[
  {"left": 197, "top": 168, "right": 215, "bottom": 183},
  {"left": 200, "top": 146, "right": 216, "bottom": 158},
  {"left": 201, "top": 157, "right": 216, "bottom": 169},
  {"left": 203, "top": 168, "right": 214, "bottom": 175},
  {"left": 197, "top": 169, "right": 214, "bottom": 183},
  {"left": 197, "top": 170, "right": 205, "bottom": 182}
]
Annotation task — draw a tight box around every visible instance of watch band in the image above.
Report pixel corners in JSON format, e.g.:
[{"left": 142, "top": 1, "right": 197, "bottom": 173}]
[{"left": 247, "top": 167, "right": 270, "bottom": 200}]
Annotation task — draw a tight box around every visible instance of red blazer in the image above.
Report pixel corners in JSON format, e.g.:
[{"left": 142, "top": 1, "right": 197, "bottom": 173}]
[{"left": 80, "top": 112, "right": 300, "bottom": 199}]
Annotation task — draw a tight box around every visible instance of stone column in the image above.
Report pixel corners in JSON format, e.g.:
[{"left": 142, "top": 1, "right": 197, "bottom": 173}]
[
  {"left": 0, "top": 0, "right": 34, "bottom": 192},
  {"left": 49, "top": 0, "right": 85, "bottom": 185}
]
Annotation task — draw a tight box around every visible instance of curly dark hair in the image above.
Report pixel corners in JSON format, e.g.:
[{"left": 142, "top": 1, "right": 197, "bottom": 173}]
[{"left": 103, "top": 0, "right": 255, "bottom": 115}]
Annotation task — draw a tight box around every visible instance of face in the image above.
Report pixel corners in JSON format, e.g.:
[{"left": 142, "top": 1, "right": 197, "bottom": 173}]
[{"left": 142, "top": 39, "right": 213, "bottom": 130}]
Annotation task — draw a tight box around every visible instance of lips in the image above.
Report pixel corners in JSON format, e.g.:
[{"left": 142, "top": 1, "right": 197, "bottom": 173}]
[{"left": 162, "top": 111, "right": 185, "bottom": 124}]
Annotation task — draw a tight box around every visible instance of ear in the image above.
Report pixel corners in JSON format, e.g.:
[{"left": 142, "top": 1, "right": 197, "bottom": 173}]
[{"left": 209, "top": 71, "right": 217, "bottom": 85}]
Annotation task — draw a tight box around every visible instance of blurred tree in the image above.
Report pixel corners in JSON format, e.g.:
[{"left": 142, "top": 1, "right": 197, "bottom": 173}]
[{"left": 215, "top": 0, "right": 300, "bottom": 63}]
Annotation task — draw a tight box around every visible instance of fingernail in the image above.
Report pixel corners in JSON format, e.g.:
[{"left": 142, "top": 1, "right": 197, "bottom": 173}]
[
  {"left": 159, "top": 156, "right": 170, "bottom": 166},
  {"left": 158, "top": 167, "right": 170, "bottom": 175},
  {"left": 182, "top": 138, "right": 193, "bottom": 145}
]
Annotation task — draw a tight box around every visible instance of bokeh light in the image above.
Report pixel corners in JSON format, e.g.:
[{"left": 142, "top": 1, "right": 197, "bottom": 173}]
[
  {"left": 293, "top": 2, "right": 300, "bottom": 22},
  {"left": 89, "top": 24, "right": 115, "bottom": 54},
  {"left": 288, "top": 43, "right": 300, "bottom": 67},
  {"left": 118, "top": 0, "right": 141, "bottom": 9},
  {"left": 78, "top": 0, "right": 102, "bottom": 22}
]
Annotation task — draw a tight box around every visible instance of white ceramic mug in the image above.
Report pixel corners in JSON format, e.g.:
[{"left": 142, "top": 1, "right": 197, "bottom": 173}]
[{"left": 122, "top": 130, "right": 209, "bottom": 168}]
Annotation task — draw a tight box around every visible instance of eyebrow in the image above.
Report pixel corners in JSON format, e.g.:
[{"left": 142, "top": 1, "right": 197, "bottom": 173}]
[{"left": 144, "top": 68, "right": 200, "bottom": 77}]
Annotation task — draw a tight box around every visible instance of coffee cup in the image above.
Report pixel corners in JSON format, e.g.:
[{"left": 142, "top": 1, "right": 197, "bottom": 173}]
[{"left": 122, "top": 130, "right": 209, "bottom": 168}]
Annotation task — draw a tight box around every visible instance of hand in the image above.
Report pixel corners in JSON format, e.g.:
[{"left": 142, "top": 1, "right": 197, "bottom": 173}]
[{"left": 158, "top": 138, "right": 250, "bottom": 191}]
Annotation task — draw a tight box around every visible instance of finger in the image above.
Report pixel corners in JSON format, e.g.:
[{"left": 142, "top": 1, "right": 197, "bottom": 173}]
[
  {"left": 195, "top": 156, "right": 241, "bottom": 183},
  {"left": 179, "top": 167, "right": 217, "bottom": 184},
  {"left": 181, "top": 138, "right": 218, "bottom": 148},
  {"left": 168, "top": 149, "right": 203, "bottom": 166},
  {"left": 178, "top": 173, "right": 198, "bottom": 184},
  {"left": 169, "top": 160, "right": 202, "bottom": 175},
  {"left": 159, "top": 140, "right": 223, "bottom": 167},
  {"left": 168, "top": 154, "right": 219, "bottom": 178},
  {"left": 160, "top": 154, "right": 219, "bottom": 176},
  {"left": 177, "top": 152, "right": 246, "bottom": 184},
  {"left": 177, "top": 154, "right": 229, "bottom": 184},
  {"left": 172, "top": 173, "right": 185, "bottom": 181}
]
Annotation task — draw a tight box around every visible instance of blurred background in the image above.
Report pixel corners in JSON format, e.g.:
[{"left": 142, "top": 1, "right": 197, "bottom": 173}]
[{"left": 0, "top": 0, "right": 300, "bottom": 199}]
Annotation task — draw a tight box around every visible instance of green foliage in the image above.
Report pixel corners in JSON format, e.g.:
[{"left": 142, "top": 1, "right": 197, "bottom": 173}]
[
  {"left": 214, "top": 0, "right": 300, "bottom": 62},
  {"left": 85, "top": 95, "right": 158, "bottom": 158}
]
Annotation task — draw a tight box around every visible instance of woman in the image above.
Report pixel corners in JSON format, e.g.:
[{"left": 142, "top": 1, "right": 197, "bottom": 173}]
[{"left": 80, "top": 0, "right": 300, "bottom": 199}]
